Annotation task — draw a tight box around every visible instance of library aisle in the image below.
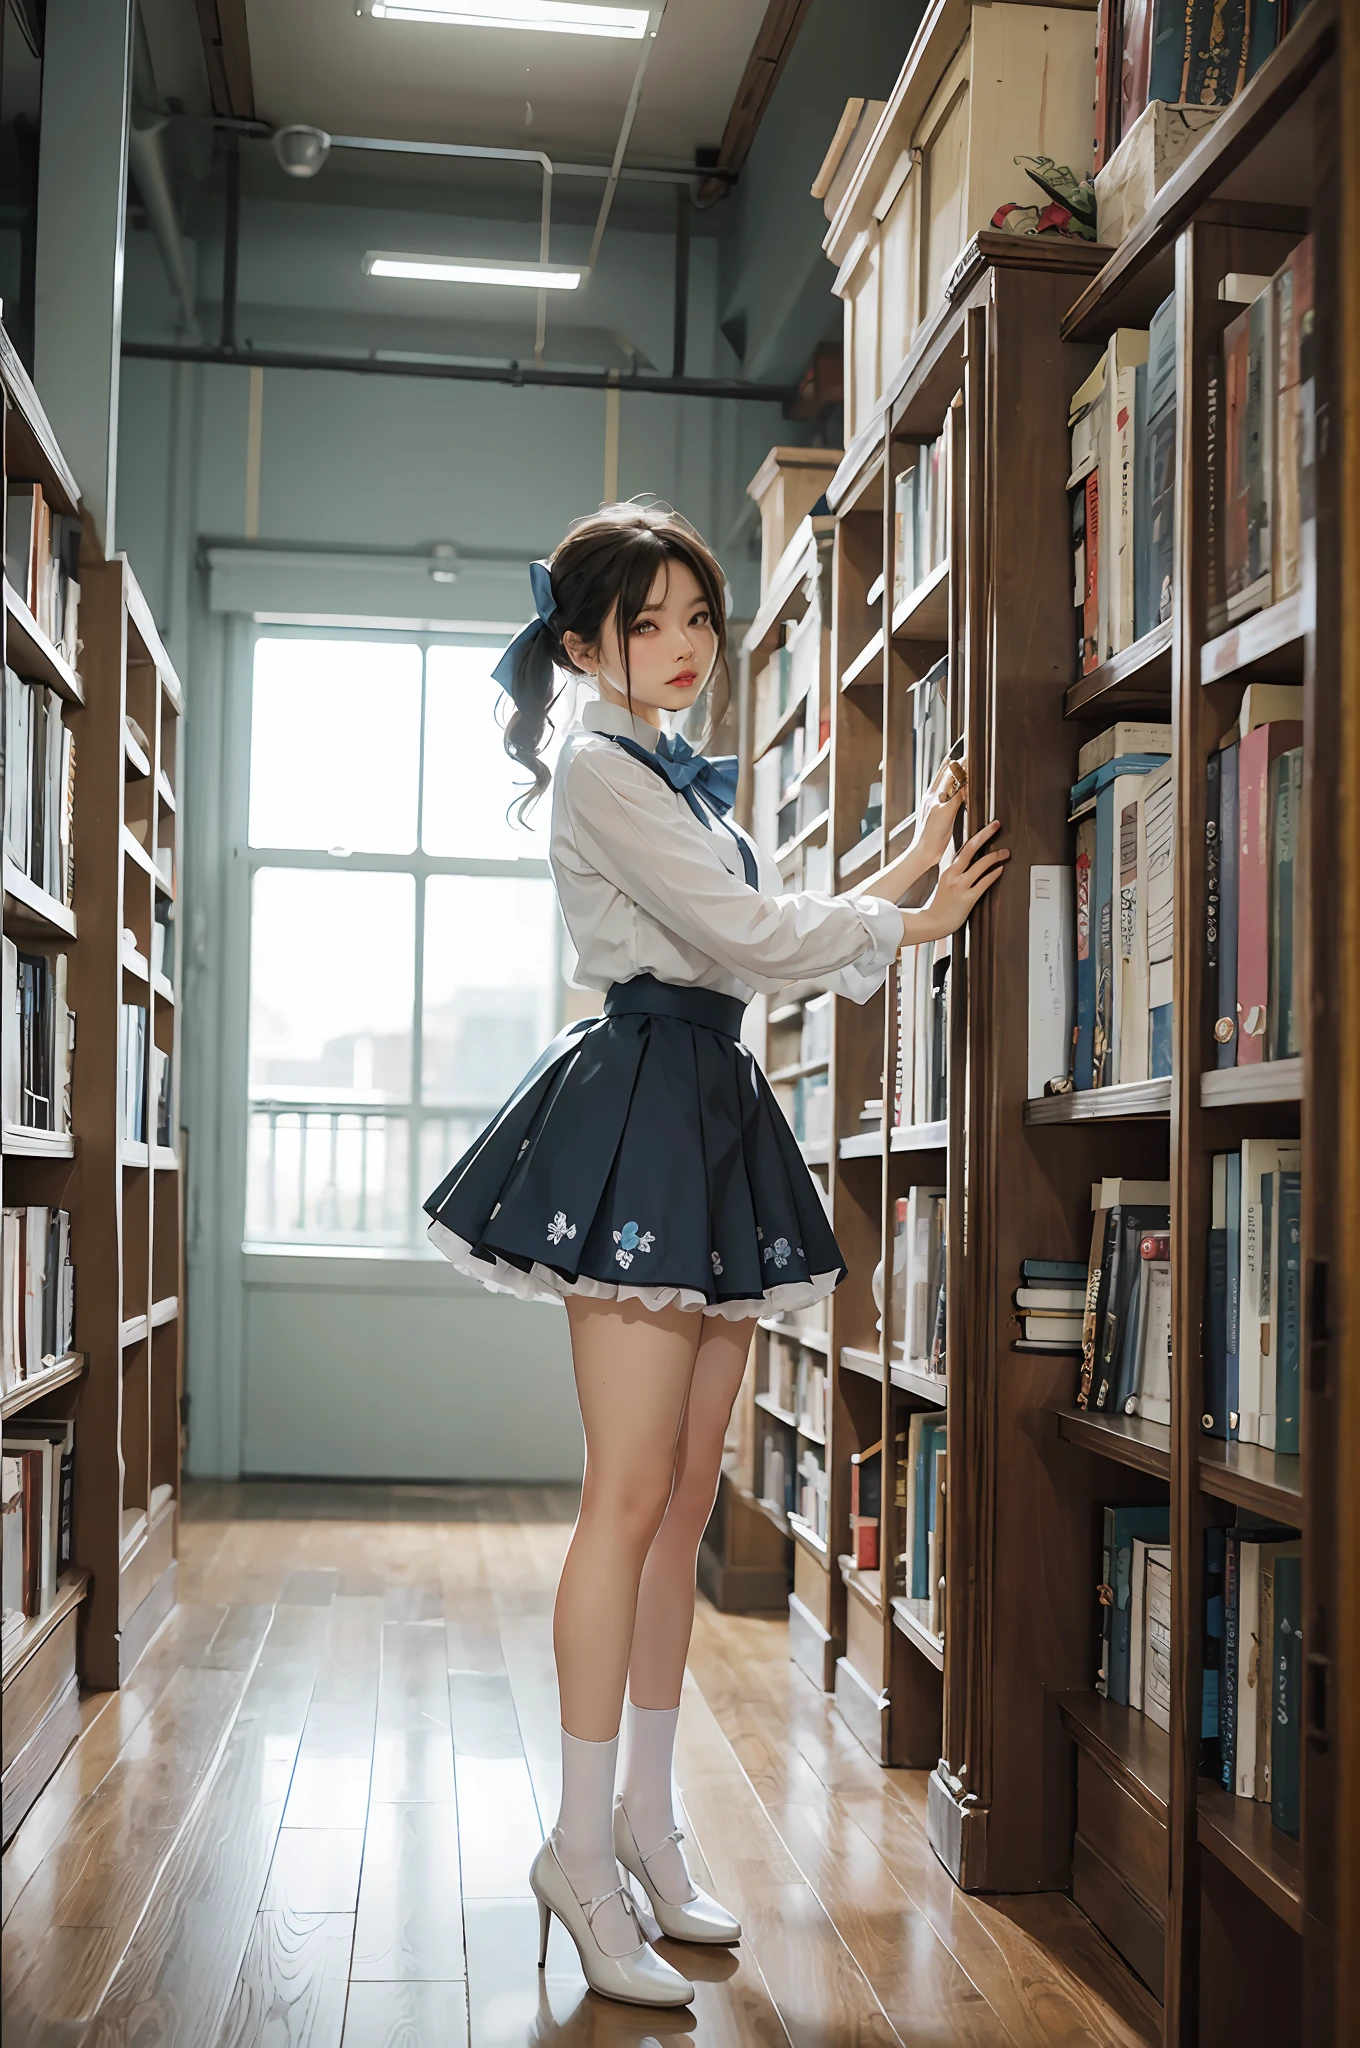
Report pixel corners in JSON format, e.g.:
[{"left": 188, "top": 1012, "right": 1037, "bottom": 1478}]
[{"left": 0, "top": 1481, "right": 1157, "bottom": 2048}]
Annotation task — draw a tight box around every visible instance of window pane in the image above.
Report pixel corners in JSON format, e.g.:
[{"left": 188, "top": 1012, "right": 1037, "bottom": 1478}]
[
  {"left": 246, "top": 1110, "right": 409, "bottom": 1245},
  {"left": 250, "top": 637, "right": 422, "bottom": 852},
  {"left": 422, "top": 644, "right": 568, "bottom": 857},
  {"left": 250, "top": 869, "right": 415, "bottom": 1102},
  {"left": 422, "top": 874, "right": 558, "bottom": 1108}
]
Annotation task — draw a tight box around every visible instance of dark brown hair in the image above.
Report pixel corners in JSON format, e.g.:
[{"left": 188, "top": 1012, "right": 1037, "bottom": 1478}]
[{"left": 502, "top": 499, "right": 730, "bottom": 820}]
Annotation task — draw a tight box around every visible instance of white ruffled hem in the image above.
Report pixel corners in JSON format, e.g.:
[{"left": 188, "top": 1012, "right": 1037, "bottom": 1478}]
[{"left": 427, "top": 1220, "right": 840, "bottom": 1321}]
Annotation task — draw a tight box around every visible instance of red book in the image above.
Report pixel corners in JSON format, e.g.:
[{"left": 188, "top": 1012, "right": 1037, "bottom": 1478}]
[
  {"left": 1236, "top": 720, "right": 1303, "bottom": 1063},
  {"left": 1082, "top": 471, "right": 1101, "bottom": 674},
  {"left": 1121, "top": 0, "right": 1154, "bottom": 134},
  {"left": 850, "top": 1519, "right": 879, "bottom": 1571}
]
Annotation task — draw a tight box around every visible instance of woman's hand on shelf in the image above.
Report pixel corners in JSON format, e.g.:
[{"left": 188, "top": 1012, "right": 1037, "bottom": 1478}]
[
  {"left": 907, "top": 820, "right": 1009, "bottom": 943},
  {"left": 912, "top": 757, "right": 967, "bottom": 870}
]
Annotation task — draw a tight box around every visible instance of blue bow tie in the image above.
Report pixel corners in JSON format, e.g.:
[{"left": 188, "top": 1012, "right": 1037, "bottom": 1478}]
[{"left": 649, "top": 731, "right": 739, "bottom": 817}]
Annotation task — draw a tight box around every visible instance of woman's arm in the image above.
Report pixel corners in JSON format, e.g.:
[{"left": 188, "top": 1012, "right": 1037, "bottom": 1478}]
[
  {"left": 860, "top": 755, "right": 1010, "bottom": 941},
  {"left": 868, "top": 755, "right": 968, "bottom": 901}
]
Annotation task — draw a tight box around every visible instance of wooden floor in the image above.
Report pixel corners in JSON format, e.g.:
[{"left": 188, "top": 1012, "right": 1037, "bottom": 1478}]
[{"left": 2, "top": 1482, "right": 1161, "bottom": 2047}]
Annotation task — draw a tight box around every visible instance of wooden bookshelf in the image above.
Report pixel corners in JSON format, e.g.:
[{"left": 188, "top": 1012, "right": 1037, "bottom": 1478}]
[
  {"left": 723, "top": 3, "right": 1353, "bottom": 2037},
  {"left": 2, "top": 325, "right": 187, "bottom": 1841}
]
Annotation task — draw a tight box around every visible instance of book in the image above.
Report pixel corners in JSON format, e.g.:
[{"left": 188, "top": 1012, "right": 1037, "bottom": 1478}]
[
  {"left": 1092, "top": 777, "right": 1116, "bottom": 1086},
  {"left": 1221, "top": 1528, "right": 1240, "bottom": 1788},
  {"left": 1077, "top": 722, "right": 1174, "bottom": 780},
  {"left": 1094, "top": 1202, "right": 1171, "bottom": 1412},
  {"left": 1069, "top": 356, "right": 1106, "bottom": 672},
  {"left": 1274, "top": 1169, "right": 1302, "bottom": 1454},
  {"left": 1144, "top": 289, "right": 1177, "bottom": 629},
  {"left": 1225, "top": 1149, "right": 1242, "bottom": 1439},
  {"left": 1255, "top": 1539, "right": 1299, "bottom": 1801},
  {"left": 1116, "top": 773, "right": 1147, "bottom": 1083},
  {"left": 1202, "top": 1526, "right": 1225, "bottom": 1779},
  {"left": 1216, "top": 739, "right": 1240, "bottom": 1063},
  {"left": 1272, "top": 1550, "right": 1302, "bottom": 1837},
  {"left": 1022, "top": 1259, "right": 1089, "bottom": 1284},
  {"left": 1028, "top": 866, "right": 1075, "bottom": 1098},
  {"left": 1239, "top": 1140, "right": 1300, "bottom": 1447},
  {"left": 1141, "top": 763, "right": 1175, "bottom": 1076},
  {"left": 1103, "top": 329, "right": 1151, "bottom": 660},
  {"left": 1272, "top": 237, "right": 1313, "bottom": 602},
  {"left": 1143, "top": 1550, "right": 1173, "bottom": 1732},
  {"left": 1204, "top": 1152, "right": 1230, "bottom": 1439},
  {"left": 1129, "top": 1533, "right": 1162, "bottom": 1709},
  {"left": 1238, "top": 682, "right": 1304, "bottom": 738},
  {"left": 1148, "top": 0, "right": 1255, "bottom": 108},
  {"left": 1224, "top": 283, "right": 1275, "bottom": 622},
  {"left": 1103, "top": 1503, "right": 1171, "bottom": 1706},
  {"left": 1267, "top": 747, "right": 1302, "bottom": 1059},
  {"left": 1015, "top": 1286, "right": 1086, "bottom": 1311},
  {"left": 1206, "top": 350, "right": 1227, "bottom": 632},
  {"left": 1129, "top": 1231, "right": 1172, "bottom": 1424},
  {"left": 1073, "top": 814, "right": 1096, "bottom": 1089},
  {"left": 2, "top": 1417, "right": 74, "bottom": 1614},
  {"left": 1236, "top": 718, "right": 1302, "bottom": 1065},
  {"left": 1205, "top": 746, "right": 1222, "bottom": 1023},
  {"left": 1234, "top": 1534, "right": 1262, "bottom": 1797},
  {"left": 1023, "top": 1315, "right": 1084, "bottom": 1343}
]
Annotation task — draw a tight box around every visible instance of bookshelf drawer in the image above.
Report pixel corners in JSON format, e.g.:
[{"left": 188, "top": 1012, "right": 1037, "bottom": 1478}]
[
  {"left": 845, "top": 1579, "right": 883, "bottom": 1687},
  {"left": 1073, "top": 1833, "right": 1165, "bottom": 2000},
  {"left": 2, "top": 1606, "right": 77, "bottom": 1771},
  {"left": 1076, "top": 1746, "right": 1168, "bottom": 1918}
]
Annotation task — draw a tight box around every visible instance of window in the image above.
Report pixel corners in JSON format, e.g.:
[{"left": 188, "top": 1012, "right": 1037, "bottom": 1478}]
[{"left": 245, "top": 634, "right": 563, "bottom": 1248}]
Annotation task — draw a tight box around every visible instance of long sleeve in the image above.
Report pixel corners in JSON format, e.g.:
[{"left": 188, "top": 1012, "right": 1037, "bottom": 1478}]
[{"left": 560, "top": 744, "right": 904, "bottom": 1000}]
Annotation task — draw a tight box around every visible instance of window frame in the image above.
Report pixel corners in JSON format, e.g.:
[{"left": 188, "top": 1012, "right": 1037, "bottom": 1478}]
[{"left": 243, "top": 622, "right": 564, "bottom": 1251}]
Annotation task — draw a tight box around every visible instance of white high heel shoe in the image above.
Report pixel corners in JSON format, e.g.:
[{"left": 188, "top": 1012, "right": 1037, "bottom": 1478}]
[
  {"left": 529, "top": 1833, "right": 695, "bottom": 2008},
  {"left": 614, "top": 1800, "right": 742, "bottom": 1945}
]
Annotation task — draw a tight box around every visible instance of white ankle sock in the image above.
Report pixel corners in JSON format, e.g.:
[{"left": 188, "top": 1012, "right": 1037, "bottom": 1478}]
[
  {"left": 553, "top": 1729, "right": 637, "bottom": 1956},
  {"left": 621, "top": 1700, "right": 694, "bottom": 1905}
]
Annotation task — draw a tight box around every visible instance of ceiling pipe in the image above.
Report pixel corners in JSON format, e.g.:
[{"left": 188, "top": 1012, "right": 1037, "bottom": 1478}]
[
  {"left": 121, "top": 338, "right": 795, "bottom": 404},
  {"left": 586, "top": 0, "right": 666, "bottom": 272},
  {"left": 129, "top": 7, "right": 200, "bottom": 338}
]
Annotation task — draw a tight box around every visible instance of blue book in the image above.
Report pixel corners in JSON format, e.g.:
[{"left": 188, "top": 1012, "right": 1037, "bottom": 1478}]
[
  {"left": 1109, "top": 1504, "right": 1171, "bottom": 1707},
  {"left": 1021, "top": 1258, "right": 1088, "bottom": 1284},
  {"left": 1268, "top": 749, "right": 1301, "bottom": 1059},
  {"left": 1203, "top": 1221, "right": 1229, "bottom": 1440},
  {"left": 1220, "top": 1532, "right": 1239, "bottom": 1790},
  {"left": 912, "top": 1420, "right": 946, "bottom": 1598},
  {"left": 1202, "top": 1526, "right": 1225, "bottom": 1779},
  {"left": 1150, "top": 0, "right": 1250, "bottom": 108},
  {"left": 1068, "top": 752, "right": 1172, "bottom": 813},
  {"left": 1225, "top": 1150, "right": 1241, "bottom": 1440},
  {"left": 1133, "top": 361, "right": 1153, "bottom": 641},
  {"left": 1272, "top": 1551, "right": 1303, "bottom": 1839},
  {"left": 1149, "top": 1004, "right": 1173, "bottom": 1078},
  {"left": 1275, "top": 1170, "right": 1302, "bottom": 1454},
  {"left": 1217, "top": 741, "right": 1239, "bottom": 1067}
]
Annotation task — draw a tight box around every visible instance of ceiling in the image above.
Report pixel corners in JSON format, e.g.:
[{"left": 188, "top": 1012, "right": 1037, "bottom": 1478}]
[{"left": 142, "top": 0, "right": 771, "bottom": 168}]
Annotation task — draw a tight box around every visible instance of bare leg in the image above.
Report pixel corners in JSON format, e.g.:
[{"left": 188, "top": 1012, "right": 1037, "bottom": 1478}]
[
  {"left": 550, "top": 1294, "right": 701, "bottom": 1957},
  {"left": 620, "top": 1317, "right": 756, "bottom": 1906}
]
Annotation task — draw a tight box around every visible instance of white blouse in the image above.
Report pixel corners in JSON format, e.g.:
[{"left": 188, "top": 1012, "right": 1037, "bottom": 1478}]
[{"left": 550, "top": 698, "right": 905, "bottom": 1004}]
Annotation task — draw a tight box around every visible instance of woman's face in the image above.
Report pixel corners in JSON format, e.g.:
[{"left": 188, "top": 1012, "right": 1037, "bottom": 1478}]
[{"left": 566, "top": 558, "right": 717, "bottom": 720}]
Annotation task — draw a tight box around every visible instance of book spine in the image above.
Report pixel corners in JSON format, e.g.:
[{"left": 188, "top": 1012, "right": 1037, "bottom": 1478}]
[
  {"left": 1093, "top": 1206, "right": 1124, "bottom": 1411},
  {"left": 1201, "top": 1525, "right": 1225, "bottom": 1780},
  {"left": 1275, "top": 1169, "right": 1302, "bottom": 1455},
  {"left": 1237, "top": 725, "right": 1270, "bottom": 1065},
  {"left": 1225, "top": 1150, "right": 1241, "bottom": 1439},
  {"left": 1083, "top": 470, "right": 1101, "bottom": 675},
  {"left": 1074, "top": 817, "right": 1096, "bottom": 1089},
  {"left": 1272, "top": 1552, "right": 1302, "bottom": 1838},
  {"left": 1205, "top": 748, "right": 1221, "bottom": 1010},
  {"left": 1093, "top": 783, "right": 1115, "bottom": 1088},
  {"left": 1206, "top": 353, "right": 1227, "bottom": 633},
  {"left": 1220, "top": 1532, "right": 1238, "bottom": 1791},
  {"left": 1217, "top": 742, "right": 1239, "bottom": 1064},
  {"left": 1204, "top": 1226, "right": 1229, "bottom": 1440},
  {"left": 1269, "top": 748, "right": 1300, "bottom": 1059}
]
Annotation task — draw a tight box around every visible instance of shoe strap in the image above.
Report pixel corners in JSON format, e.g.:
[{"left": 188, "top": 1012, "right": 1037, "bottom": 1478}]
[
  {"left": 580, "top": 1879, "right": 644, "bottom": 1942},
  {"left": 637, "top": 1826, "right": 700, "bottom": 1905}
]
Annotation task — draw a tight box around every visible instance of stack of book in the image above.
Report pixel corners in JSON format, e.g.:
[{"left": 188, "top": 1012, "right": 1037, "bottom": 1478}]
[
  {"left": 1095, "top": 0, "right": 1301, "bottom": 183},
  {"left": 889, "top": 1188, "right": 945, "bottom": 1375},
  {"left": 1077, "top": 1177, "right": 1173, "bottom": 1421},
  {"left": 896, "top": 1414, "right": 946, "bottom": 1632},
  {"left": 795, "top": 1444, "right": 829, "bottom": 1544},
  {"left": 1068, "top": 293, "right": 1176, "bottom": 675},
  {"left": 119, "top": 1002, "right": 149, "bottom": 1144},
  {"left": 1212, "top": 237, "right": 1315, "bottom": 633},
  {"left": 1, "top": 941, "right": 74, "bottom": 1137},
  {"left": 1206, "top": 686, "right": 1304, "bottom": 1067},
  {"left": 1208, "top": 1524, "right": 1304, "bottom": 1840},
  {"left": 1096, "top": 1503, "right": 1171, "bottom": 1729},
  {"left": 1071, "top": 719, "right": 1174, "bottom": 1089},
  {"left": 1, "top": 1417, "right": 75, "bottom": 1653},
  {"left": 892, "top": 431, "right": 947, "bottom": 607},
  {"left": 1013, "top": 1256, "right": 1088, "bottom": 1353},
  {"left": 3, "top": 672, "right": 76, "bottom": 905},
  {"left": 1, "top": 1206, "right": 75, "bottom": 1392},
  {"left": 1204, "top": 1141, "right": 1301, "bottom": 1449},
  {"left": 3, "top": 482, "right": 82, "bottom": 663}
]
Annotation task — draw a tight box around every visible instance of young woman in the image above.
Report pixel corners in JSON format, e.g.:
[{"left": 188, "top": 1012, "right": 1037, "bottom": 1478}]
[{"left": 424, "top": 502, "right": 1007, "bottom": 2008}]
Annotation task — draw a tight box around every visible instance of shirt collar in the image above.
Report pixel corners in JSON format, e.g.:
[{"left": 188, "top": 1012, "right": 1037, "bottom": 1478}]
[{"left": 581, "top": 696, "right": 664, "bottom": 753}]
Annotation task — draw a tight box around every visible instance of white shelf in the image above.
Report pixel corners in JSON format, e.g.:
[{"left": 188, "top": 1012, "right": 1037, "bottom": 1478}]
[
  {"left": 3, "top": 1125, "right": 74, "bottom": 1159},
  {"left": 838, "top": 827, "right": 882, "bottom": 879},
  {"left": 2, "top": 1352, "right": 85, "bottom": 1419},
  {"left": 3, "top": 859, "right": 76, "bottom": 940}
]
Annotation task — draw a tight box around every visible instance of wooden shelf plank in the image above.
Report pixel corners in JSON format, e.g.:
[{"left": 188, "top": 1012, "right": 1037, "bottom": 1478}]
[
  {"left": 891, "top": 1595, "right": 944, "bottom": 1669},
  {"left": 741, "top": 518, "right": 831, "bottom": 660},
  {"left": 838, "top": 827, "right": 882, "bottom": 879},
  {"left": 759, "top": 1316, "right": 830, "bottom": 1356},
  {"left": 1200, "top": 1058, "right": 1302, "bottom": 1108},
  {"left": 889, "top": 1359, "right": 947, "bottom": 1407},
  {"left": 3, "top": 579, "right": 84, "bottom": 703},
  {"left": 1061, "top": 0, "right": 1334, "bottom": 341},
  {"left": 1065, "top": 620, "right": 1173, "bottom": 720},
  {"left": 125, "top": 569, "right": 185, "bottom": 711},
  {"left": 121, "top": 1315, "right": 149, "bottom": 1349},
  {"left": 2, "top": 1125, "right": 74, "bottom": 1159},
  {"left": 1198, "top": 1439, "right": 1302, "bottom": 1522},
  {"left": 1, "top": 1569, "right": 89, "bottom": 1687},
  {"left": 121, "top": 1140, "right": 150, "bottom": 1168},
  {"left": 890, "top": 557, "right": 949, "bottom": 641},
  {"left": 1056, "top": 1690, "right": 1169, "bottom": 1821},
  {"left": 788, "top": 1510, "right": 829, "bottom": 1559},
  {"left": 122, "top": 827, "right": 156, "bottom": 878},
  {"left": 754, "top": 1390, "right": 799, "bottom": 1429},
  {"left": 840, "top": 1345, "right": 883, "bottom": 1383},
  {"left": 3, "top": 858, "right": 76, "bottom": 940},
  {"left": 839, "top": 1128, "right": 884, "bottom": 1159},
  {"left": 150, "top": 1295, "right": 179, "bottom": 1328},
  {"left": 889, "top": 1119, "right": 948, "bottom": 1152},
  {"left": 775, "top": 807, "right": 830, "bottom": 862},
  {"left": 1025, "top": 1079, "right": 1172, "bottom": 1123},
  {"left": 122, "top": 944, "right": 150, "bottom": 985},
  {"left": 838, "top": 1554, "right": 884, "bottom": 1617},
  {"left": 152, "top": 1145, "right": 179, "bottom": 1171},
  {"left": 1201, "top": 588, "right": 1312, "bottom": 686},
  {"left": 1056, "top": 1406, "right": 1171, "bottom": 1481},
  {"left": 2, "top": 1352, "right": 85, "bottom": 1419},
  {"left": 799, "top": 1140, "right": 830, "bottom": 1167},
  {"left": 841, "top": 625, "right": 885, "bottom": 689},
  {"left": 1197, "top": 1783, "right": 1302, "bottom": 1932},
  {"left": 752, "top": 1494, "right": 791, "bottom": 1538},
  {"left": 767, "top": 1058, "right": 829, "bottom": 1085},
  {"left": 156, "top": 770, "right": 176, "bottom": 814},
  {"left": 123, "top": 726, "right": 152, "bottom": 780}
]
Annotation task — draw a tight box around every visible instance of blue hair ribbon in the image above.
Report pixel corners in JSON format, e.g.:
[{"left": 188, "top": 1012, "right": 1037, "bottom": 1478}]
[{"left": 492, "top": 559, "right": 557, "bottom": 692}]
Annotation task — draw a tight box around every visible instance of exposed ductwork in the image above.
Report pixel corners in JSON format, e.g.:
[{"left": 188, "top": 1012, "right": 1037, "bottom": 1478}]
[{"left": 129, "top": 8, "right": 200, "bottom": 339}]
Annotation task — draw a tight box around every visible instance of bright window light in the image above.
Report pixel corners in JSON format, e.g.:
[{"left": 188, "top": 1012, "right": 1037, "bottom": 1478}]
[
  {"left": 371, "top": 1, "right": 649, "bottom": 37},
  {"left": 365, "top": 252, "right": 582, "bottom": 290}
]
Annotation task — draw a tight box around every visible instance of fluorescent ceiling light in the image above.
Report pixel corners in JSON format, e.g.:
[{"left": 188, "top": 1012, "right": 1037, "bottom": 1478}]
[
  {"left": 371, "top": 1, "right": 649, "bottom": 37},
  {"left": 365, "top": 252, "right": 583, "bottom": 290}
]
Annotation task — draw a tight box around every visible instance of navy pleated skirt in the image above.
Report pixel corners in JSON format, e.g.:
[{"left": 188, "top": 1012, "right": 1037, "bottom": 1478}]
[{"left": 423, "top": 974, "right": 846, "bottom": 1319}]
